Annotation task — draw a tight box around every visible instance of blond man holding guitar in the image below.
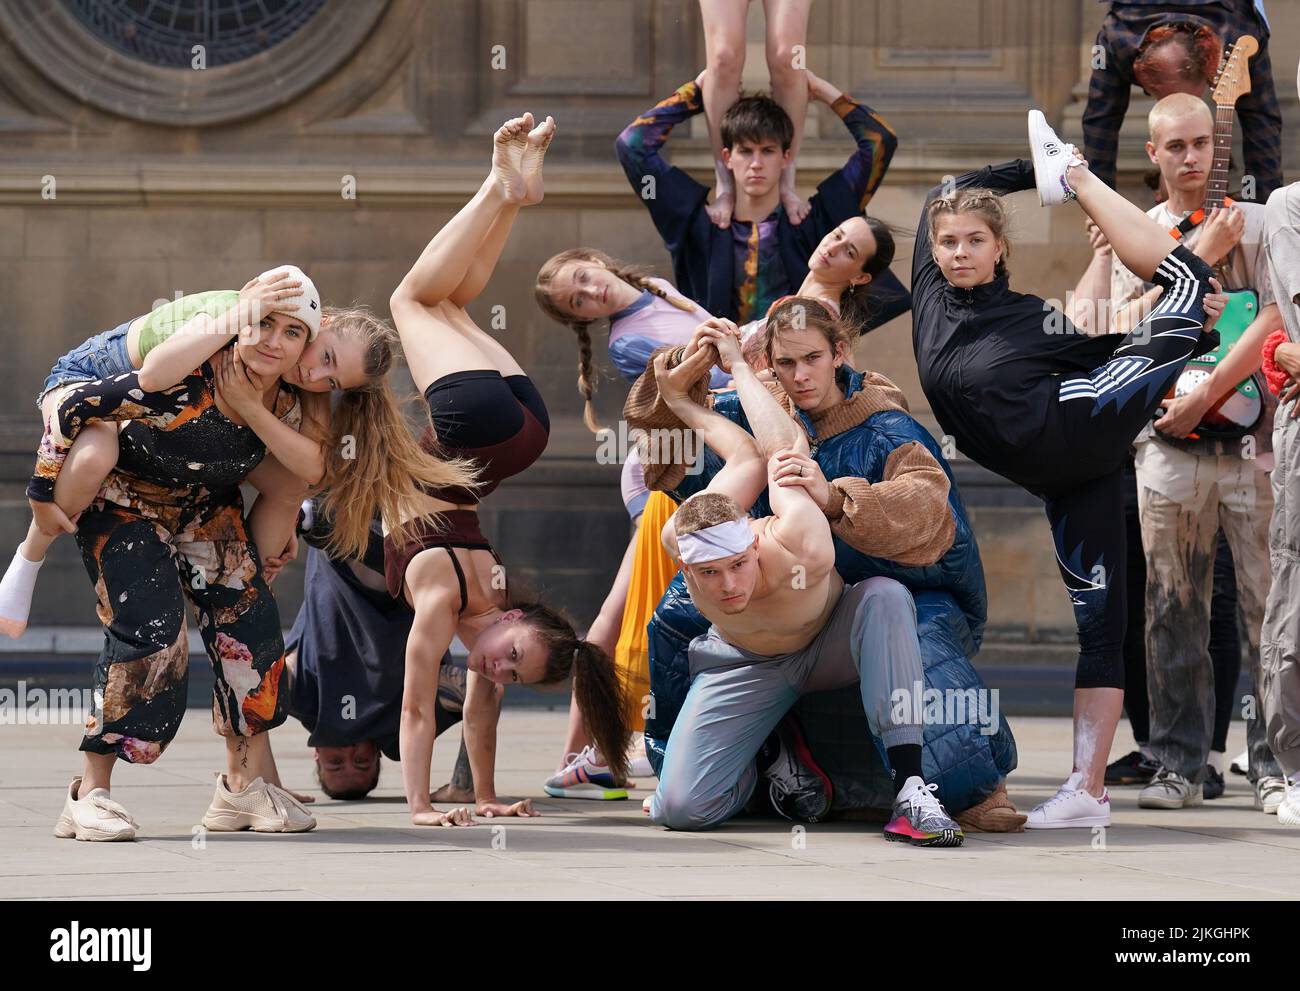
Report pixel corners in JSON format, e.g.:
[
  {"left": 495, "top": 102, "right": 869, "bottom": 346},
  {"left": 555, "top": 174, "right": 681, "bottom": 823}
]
[{"left": 1110, "top": 53, "right": 1289, "bottom": 815}]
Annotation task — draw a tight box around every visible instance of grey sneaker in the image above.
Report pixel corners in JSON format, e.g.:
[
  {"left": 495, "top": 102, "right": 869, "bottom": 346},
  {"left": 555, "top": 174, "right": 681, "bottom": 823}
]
[
  {"left": 885, "top": 776, "right": 964, "bottom": 847},
  {"left": 1255, "top": 775, "right": 1287, "bottom": 814},
  {"left": 1138, "top": 768, "right": 1204, "bottom": 809}
]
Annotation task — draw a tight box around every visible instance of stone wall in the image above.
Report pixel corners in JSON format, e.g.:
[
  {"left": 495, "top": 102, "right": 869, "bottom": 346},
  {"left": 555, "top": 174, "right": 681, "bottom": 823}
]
[{"left": 1, "top": 0, "right": 1296, "bottom": 645}]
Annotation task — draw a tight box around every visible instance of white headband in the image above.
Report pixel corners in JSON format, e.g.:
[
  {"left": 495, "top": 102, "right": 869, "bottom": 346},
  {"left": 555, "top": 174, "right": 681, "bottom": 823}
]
[{"left": 677, "top": 519, "right": 754, "bottom": 564}]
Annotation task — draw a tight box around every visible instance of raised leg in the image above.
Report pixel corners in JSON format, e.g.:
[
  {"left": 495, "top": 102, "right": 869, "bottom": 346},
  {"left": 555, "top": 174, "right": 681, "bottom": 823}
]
[
  {"left": 764, "top": 0, "right": 813, "bottom": 223},
  {"left": 699, "top": 0, "right": 749, "bottom": 228},
  {"left": 1069, "top": 162, "right": 1188, "bottom": 284},
  {"left": 391, "top": 117, "right": 547, "bottom": 392},
  {"left": 450, "top": 116, "right": 555, "bottom": 308}
]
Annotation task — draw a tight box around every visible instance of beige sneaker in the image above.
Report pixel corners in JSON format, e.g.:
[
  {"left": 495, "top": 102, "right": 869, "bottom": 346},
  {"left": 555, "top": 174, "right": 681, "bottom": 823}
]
[
  {"left": 201, "top": 774, "right": 316, "bottom": 833},
  {"left": 1255, "top": 775, "right": 1287, "bottom": 814},
  {"left": 53, "top": 777, "right": 138, "bottom": 841}
]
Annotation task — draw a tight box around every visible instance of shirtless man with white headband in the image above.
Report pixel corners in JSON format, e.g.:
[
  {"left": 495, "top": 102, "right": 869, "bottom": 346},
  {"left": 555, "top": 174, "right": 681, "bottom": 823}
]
[{"left": 647, "top": 320, "right": 963, "bottom": 846}]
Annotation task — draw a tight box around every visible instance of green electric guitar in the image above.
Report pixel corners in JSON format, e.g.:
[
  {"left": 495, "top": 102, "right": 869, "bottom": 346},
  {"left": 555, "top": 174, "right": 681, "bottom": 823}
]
[{"left": 1158, "top": 36, "right": 1264, "bottom": 442}]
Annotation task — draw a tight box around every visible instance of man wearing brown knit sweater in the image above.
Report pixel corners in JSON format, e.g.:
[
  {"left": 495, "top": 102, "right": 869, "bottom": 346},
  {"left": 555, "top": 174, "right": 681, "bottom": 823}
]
[{"left": 644, "top": 319, "right": 966, "bottom": 846}]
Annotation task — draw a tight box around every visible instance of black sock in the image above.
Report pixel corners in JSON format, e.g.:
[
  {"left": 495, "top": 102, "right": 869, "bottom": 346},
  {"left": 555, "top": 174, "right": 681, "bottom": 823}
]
[
  {"left": 888, "top": 744, "right": 923, "bottom": 796},
  {"left": 756, "top": 732, "right": 781, "bottom": 773}
]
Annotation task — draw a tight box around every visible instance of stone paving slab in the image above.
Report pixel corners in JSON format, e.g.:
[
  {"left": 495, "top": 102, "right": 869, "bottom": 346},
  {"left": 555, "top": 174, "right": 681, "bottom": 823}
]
[{"left": 1, "top": 714, "right": 1296, "bottom": 901}]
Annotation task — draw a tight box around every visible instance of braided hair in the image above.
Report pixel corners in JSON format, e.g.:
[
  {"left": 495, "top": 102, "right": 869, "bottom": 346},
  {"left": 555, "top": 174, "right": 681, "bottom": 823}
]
[{"left": 535, "top": 248, "right": 696, "bottom": 433}]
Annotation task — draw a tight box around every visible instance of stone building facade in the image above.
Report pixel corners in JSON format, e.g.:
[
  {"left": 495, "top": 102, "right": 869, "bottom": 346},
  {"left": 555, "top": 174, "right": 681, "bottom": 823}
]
[{"left": 0, "top": 0, "right": 1296, "bottom": 658}]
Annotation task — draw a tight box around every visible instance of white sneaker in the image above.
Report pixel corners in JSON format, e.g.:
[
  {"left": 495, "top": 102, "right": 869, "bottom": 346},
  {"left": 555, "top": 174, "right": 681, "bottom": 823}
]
[
  {"left": 1277, "top": 781, "right": 1300, "bottom": 826},
  {"left": 1138, "top": 768, "right": 1204, "bottom": 809},
  {"left": 1025, "top": 771, "right": 1111, "bottom": 829},
  {"left": 53, "top": 777, "right": 138, "bottom": 841},
  {"left": 1028, "top": 109, "right": 1084, "bottom": 207},
  {"left": 1229, "top": 750, "right": 1249, "bottom": 776},
  {"left": 201, "top": 774, "right": 316, "bottom": 832},
  {"left": 542, "top": 745, "right": 628, "bottom": 800},
  {"left": 1255, "top": 775, "right": 1287, "bottom": 814},
  {"left": 625, "top": 734, "right": 654, "bottom": 779}
]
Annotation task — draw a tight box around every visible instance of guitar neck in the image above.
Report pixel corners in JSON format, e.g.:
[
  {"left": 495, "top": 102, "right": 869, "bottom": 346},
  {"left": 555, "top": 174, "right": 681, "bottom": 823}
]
[{"left": 1205, "top": 101, "right": 1234, "bottom": 211}]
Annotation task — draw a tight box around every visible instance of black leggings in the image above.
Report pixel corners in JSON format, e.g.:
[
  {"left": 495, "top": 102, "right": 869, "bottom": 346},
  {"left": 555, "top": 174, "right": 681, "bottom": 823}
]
[{"left": 1027, "top": 245, "right": 1215, "bottom": 689}]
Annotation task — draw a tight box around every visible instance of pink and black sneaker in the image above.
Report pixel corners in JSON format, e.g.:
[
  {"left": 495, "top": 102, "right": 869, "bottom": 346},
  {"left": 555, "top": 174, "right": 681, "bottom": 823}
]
[{"left": 884, "top": 776, "right": 964, "bottom": 848}]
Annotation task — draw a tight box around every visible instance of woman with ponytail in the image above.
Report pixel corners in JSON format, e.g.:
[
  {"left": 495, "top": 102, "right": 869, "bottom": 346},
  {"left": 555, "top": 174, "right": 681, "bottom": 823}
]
[{"left": 383, "top": 113, "right": 630, "bottom": 826}]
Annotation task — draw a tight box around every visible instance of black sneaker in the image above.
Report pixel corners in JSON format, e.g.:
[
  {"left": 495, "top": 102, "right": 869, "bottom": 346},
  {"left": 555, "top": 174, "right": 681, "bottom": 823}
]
[
  {"left": 1203, "top": 765, "right": 1226, "bottom": 800},
  {"left": 1105, "top": 750, "right": 1160, "bottom": 786},
  {"left": 759, "top": 714, "right": 833, "bottom": 823}
]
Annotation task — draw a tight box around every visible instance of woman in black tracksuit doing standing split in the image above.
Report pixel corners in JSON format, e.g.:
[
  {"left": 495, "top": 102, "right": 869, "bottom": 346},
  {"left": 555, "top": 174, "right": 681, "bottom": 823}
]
[{"left": 912, "top": 112, "right": 1225, "bottom": 829}]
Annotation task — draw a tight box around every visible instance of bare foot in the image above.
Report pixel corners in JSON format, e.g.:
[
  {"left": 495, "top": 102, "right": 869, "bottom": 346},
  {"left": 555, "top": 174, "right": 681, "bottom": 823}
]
[
  {"left": 430, "top": 783, "right": 475, "bottom": 804},
  {"left": 780, "top": 166, "right": 810, "bottom": 224},
  {"left": 780, "top": 187, "right": 812, "bottom": 225},
  {"left": 491, "top": 113, "right": 533, "bottom": 204},
  {"left": 706, "top": 188, "right": 734, "bottom": 229},
  {"left": 520, "top": 115, "right": 555, "bottom": 206}
]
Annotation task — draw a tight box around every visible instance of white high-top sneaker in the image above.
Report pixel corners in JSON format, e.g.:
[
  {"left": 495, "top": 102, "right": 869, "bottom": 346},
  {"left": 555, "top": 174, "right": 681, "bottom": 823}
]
[
  {"left": 53, "top": 777, "right": 138, "bottom": 841},
  {"left": 1025, "top": 771, "right": 1111, "bottom": 829},
  {"left": 1028, "top": 110, "right": 1086, "bottom": 207}
]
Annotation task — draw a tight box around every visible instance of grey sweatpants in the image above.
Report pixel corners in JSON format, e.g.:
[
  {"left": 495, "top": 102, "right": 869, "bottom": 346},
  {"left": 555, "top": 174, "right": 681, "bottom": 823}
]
[
  {"left": 1261, "top": 407, "right": 1300, "bottom": 776},
  {"left": 650, "top": 576, "right": 925, "bottom": 831}
]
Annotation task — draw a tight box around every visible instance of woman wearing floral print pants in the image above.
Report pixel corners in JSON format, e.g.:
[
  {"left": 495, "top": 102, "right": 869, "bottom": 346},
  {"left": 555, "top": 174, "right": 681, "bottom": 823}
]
[{"left": 32, "top": 326, "right": 320, "bottom": 841}]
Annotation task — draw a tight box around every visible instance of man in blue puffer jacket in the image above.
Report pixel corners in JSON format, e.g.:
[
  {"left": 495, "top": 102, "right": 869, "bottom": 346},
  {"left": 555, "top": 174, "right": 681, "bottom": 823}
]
[{"left": 623, "top": 299, "right": 1022, "bottom": 831}]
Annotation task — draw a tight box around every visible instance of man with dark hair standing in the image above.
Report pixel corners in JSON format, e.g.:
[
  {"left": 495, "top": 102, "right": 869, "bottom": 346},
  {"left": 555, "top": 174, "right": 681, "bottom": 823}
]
[
  {"left": 615, "top": 66, "right": 909, "bottom": 327},
  {"left": 1083, "top": 1, "right": 1281, "bottom": 200}
]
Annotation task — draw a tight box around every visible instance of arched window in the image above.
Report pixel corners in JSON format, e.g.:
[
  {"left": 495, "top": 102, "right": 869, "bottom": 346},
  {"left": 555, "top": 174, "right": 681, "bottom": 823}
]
[
  {"left": 64, "top": 0, "right": 328, "bottom": 69},
  {"left": 0, "top": 0, "right": 388, "bottom": 125}
]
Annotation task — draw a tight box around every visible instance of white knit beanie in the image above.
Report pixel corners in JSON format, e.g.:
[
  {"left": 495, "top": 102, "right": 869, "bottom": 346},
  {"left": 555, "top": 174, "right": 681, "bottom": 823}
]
[{"left": 258, "top": 264, "right": 321, "bottom": 339}]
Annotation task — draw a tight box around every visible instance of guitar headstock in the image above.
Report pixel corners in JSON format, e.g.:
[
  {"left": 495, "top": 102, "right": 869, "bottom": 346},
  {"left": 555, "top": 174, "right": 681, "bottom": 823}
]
[{"left": 1212, "top": 36, "right": 1258, "bottom": 107}]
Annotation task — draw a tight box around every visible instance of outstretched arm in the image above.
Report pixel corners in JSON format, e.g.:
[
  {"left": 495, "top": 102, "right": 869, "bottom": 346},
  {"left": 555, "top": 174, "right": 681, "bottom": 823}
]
[
  {"left": 811, "top": 69, "right": 898, "bottom": 211},
  {"left": 615, "top": 78, "right": 709, "bottom": 246},
  {"left": 400, "top": 563, "right": 472, "bottom": 827},
  {"left": 138, "top": 274, "right": 303, "bottom": 392},
  {"left": 708, "top": 324, "right": 832, "bottom": 567},
  {"left": 913, "top": 159, "right": 1036, "bottom": 321},
  {"left": 462, "top": 670, "right": 535, "bottom": 817},
  {"left": 651, "top": 344, "right": 766, "bottom": 515}
]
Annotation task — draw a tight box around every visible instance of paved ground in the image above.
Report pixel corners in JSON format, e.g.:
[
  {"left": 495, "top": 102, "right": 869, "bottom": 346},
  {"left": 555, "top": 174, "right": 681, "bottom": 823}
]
[{"left": 2, "top": 713, "right": 1297, "bottom": 900}]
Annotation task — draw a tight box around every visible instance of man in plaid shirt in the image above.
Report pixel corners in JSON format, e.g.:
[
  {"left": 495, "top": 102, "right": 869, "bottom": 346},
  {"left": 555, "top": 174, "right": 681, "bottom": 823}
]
[{"left": 1084, "top": 1, "right": 1281, "bottom": 201}]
